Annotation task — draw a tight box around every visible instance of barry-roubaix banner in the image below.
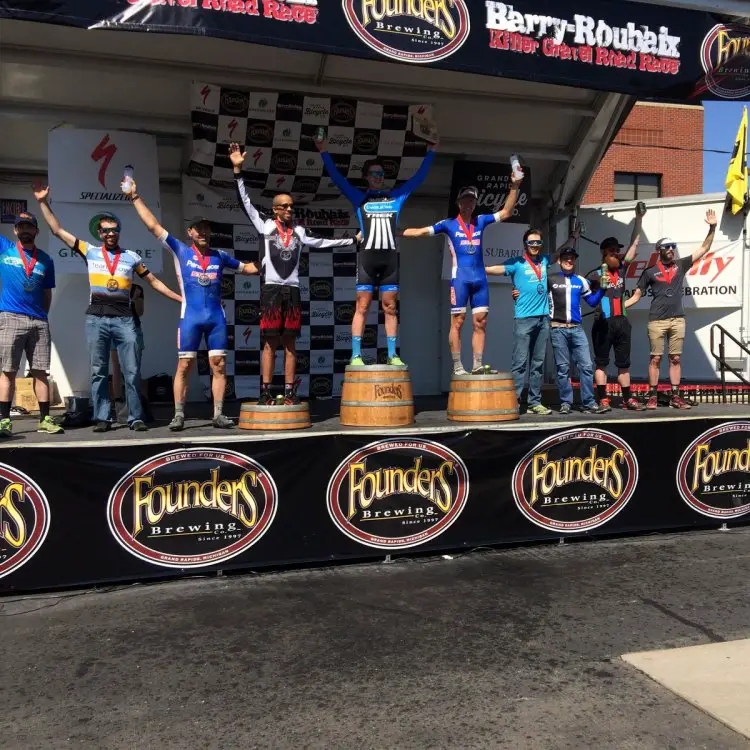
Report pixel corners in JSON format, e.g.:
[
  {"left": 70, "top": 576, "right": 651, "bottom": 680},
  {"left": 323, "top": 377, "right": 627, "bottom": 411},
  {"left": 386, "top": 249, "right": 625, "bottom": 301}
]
[
  {"left": 2, "top": 418, "right": 749, "bottom": 593},
  {"left": 184, "top": 83, "right": 434, "bottom": 399},
  {"left": 1, "top": 1, "right": 748, "bottom": 102}
]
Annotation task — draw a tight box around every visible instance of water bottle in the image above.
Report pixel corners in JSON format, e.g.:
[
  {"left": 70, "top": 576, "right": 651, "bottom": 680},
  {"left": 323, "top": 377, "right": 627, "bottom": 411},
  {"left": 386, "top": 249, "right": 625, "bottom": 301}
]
[
  {"left": 510, "top": 154, "right": 524, "bottom": 181},
  {"left": 121, "top": 165, "right": 134, "bottom": 194},
  {"left": 600, "top": 263, "right": 609, "bottom": 289},
  {"left": 315, "top": 126, "right": 326, "bottom": 143}
]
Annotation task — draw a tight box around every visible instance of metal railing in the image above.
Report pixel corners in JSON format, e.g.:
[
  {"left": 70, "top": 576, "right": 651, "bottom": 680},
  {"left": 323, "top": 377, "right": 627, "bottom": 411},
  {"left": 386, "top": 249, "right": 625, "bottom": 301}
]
[{"left": 710, "top": 324, "right": 750, "bottom": 402}]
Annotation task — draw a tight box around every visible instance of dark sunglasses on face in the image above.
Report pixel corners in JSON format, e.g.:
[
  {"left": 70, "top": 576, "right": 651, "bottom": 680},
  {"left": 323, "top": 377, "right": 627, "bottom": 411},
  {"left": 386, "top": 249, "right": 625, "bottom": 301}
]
[
  {"left": 99, "top": 228, "right": 119, "bottom": 235},
  {"left": 526, "top": 240, "right": 543, "bottom": 247},
  {"left": 274, "top": 203, "right": 294, "bottom": 210},
  {"left": 368, "top": 171, "right": 385, "bottom": 178},
  {"left": 660, "top": 244, "right": 677, "bottom": 251}
]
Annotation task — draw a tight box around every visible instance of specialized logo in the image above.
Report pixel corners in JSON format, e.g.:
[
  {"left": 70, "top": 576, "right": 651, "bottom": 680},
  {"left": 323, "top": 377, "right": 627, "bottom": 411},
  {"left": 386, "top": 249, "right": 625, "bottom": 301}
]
[
  {"left": 700, "top": 24, "right": 750, "bottom": 100},
  {"left": 677, "top": 422, "right": 750, "bottom": 519},
  {"left": 513, "top": 428, "right": 638, "bottom": 533},
  {"left": 328, "top": 439, "right": 469, "bottom": 549},
  {"left": 343, "top": 0, "right": 470, "bottom": 63},
  {"left": 200, "top": 85, "right": 212, "bottom": 106},
  {"left": 108, "top": 448, "right": 278, "bottom": 568},
  {"left": 0, "top": 464, "right": 50, "bottom": 579},
  {"left": 227, "top": 119, "right": 239, "bottom": 139},
  {"left": 91, "top": 134, "right": 117, "bottom": 189}
]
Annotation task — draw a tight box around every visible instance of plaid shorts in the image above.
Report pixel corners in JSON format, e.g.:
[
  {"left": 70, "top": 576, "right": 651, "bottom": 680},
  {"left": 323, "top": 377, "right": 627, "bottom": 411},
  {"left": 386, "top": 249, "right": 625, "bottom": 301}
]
[{"left": 0, "top": 312, "right": 52, "bottom": 373}]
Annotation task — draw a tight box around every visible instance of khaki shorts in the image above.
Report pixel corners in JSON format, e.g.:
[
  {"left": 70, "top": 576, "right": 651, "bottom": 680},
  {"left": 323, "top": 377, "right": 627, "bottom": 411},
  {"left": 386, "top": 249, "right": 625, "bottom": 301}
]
[{"left": 647, "top": 317, "right": 686, "bottom": 356}]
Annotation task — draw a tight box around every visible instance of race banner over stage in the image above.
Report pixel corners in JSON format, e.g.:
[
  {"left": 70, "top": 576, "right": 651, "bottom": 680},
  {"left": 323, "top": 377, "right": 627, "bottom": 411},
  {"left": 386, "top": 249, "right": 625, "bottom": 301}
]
[{"left": 1, "top": 1, "right": 749, "bottom": 101}]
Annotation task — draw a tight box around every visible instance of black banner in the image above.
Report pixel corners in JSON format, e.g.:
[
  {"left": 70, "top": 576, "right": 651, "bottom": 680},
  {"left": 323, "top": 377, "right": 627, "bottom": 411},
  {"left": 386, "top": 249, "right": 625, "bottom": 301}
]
[
  {"left": 2, "top": 418, "right": 750, "bottom": 593},
  {"left": 1, "top": 1, "right": 748, "bottom": 101}
]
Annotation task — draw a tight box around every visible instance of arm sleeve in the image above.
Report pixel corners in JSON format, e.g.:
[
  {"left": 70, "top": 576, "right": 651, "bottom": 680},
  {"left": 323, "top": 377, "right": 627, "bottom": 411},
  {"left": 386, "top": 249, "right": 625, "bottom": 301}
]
[
  {"left": 219, "top": 250, "right": 241, "bottom": 271},
  {"left": 158, "top": 230, "right": 182, "bottom": 255},
  {"left": 390, "top": 149, "right": 435, "bottom": 198},
  {"left": 297, "top": 227, "right": 355, "bottom": 249},
  {"left": 43, "top": 255, "right": 56, "bottom": 290},
  {"left": 480, "top": 213, "right": 499, "bottom": 228},
  {"left": 581, "top": 277, "right": 603, "bottom": 307},
  {"left": 428, "top": 220, "right": 448, "bottom": 237},
  {"left": 73, "top": 239, "right": 88, "bottom": 258},
  {"left": 680, "top": 255, "right": 695, "bottom": 272},
  {"left": 637, "top": 270, "right": 650, "bottom": 293},
  {"left": 503, "top": 257, "right": 521, "bottom": 277},
  {"left": 235, "top": 175, "right": 270, "bottom": 235},
  {"left": 320, "top": 151, "right": 365, "bottom": 206},
  {"left": 0, "top": 236, "right": 11, "bottom": 253}
]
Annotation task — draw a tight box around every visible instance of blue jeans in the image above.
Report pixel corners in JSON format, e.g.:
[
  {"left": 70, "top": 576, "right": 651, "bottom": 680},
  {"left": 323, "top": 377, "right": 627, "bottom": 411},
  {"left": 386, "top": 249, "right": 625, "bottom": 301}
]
[
  {"left": 512, "top": 315, "right": 549, "bottom": 406},
  {"left": 86, "top": 315, "right": 143, "bottom": 424},
  {"left": 550, "top": 326, "right": 596, "bottom": 408}
]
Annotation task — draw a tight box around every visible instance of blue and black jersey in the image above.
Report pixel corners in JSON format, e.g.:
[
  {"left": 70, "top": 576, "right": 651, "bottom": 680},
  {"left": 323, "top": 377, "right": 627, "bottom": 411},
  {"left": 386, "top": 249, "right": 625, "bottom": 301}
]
[{"left": 548, "top": 271, "right": 603, "bottom": 324}]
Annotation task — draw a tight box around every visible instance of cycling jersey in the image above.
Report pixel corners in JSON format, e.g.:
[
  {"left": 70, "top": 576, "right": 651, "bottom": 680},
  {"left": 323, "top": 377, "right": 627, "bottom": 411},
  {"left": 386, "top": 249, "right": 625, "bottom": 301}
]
[
  {"left": 592, "top": 259, "right": 631, "bottom": 319},
  {"left": 547, "top": 271, "right": 603, "bottom": 324},
  {"left": 429, "top": 214, "right": 497, "bottom": 314},
  {"left": 504, "top": 254, "right": 551, "bottom": 319},
  {"left": 321, "top": 149, "right": 434, "bottom": 291},
  {"left": 159, "top": 231, "right": 243, "bottom": 357}
]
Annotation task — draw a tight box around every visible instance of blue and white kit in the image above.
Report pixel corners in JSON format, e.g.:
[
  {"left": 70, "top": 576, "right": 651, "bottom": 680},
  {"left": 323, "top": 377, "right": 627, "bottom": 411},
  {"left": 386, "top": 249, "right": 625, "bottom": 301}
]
[
  {"left": 429, "top": 213, "right": 498, "bottom": 314},
  {"left": 159, "top": 231, "right": 243, "bottom": 358},
  {"left": 547, "top": 271, "right": 603, "bottom": 324}
]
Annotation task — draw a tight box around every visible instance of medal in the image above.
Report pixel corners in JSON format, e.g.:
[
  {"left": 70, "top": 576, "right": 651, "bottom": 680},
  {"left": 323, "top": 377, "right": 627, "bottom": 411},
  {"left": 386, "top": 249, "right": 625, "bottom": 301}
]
[
  {"left": 525, "top": 252, "right": 544, "bottom": 292},
  {"left": 666, "top": 287, "right": 675, "bottom": 298},
  {"left": 101, "top": 246, "right": 122, "bottom": 290},
  {"left": 192, "top": 244, "right": 212, "bottom": 286},
  {"left": 275, "top": 220, "right": 293, "bottom": 249},
  {"left": 198, "top": 273, "right": 211, "bottom": 287},
  {"left": 16, "top": 244, "right": 38, "bottom": 293},
  {"left": 657, "top": 260, "right": 677, "bottom": 285},
  {"left": 537, "top": 283, "right": 546, "bottom": 294},
  {"left": 457, "top": 216, "right": 476, "bottom": 255}
]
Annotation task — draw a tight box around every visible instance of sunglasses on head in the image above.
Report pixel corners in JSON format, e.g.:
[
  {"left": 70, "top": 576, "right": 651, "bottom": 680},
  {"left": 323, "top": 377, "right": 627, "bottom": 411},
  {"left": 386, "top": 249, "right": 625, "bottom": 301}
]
[
  {"left": 368, "top": 170, "right": 385, "bottom": 178},
  {"left": 526, "top": 240, "right": 543, "bottom": 247},
  {"left": 99, "top": 227, "right": 120, "bottom": 235},
  {"left": 660, "top": 243, "right": 677, "bottom": 251}
]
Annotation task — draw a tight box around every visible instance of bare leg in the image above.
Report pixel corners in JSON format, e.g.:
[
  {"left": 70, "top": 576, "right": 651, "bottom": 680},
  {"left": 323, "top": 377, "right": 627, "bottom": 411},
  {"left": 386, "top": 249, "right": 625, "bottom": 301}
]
[
  {"left": 616, "top": 369, "right": 631, "bottom": 388},
  {"left": 648, "top": 355, "right": 662, "bottom": 387},
  {"left": 209, "top": 355, "right": 227, "bottom": 416},
  {"left": 262, "top": 336, "right": 280, "bottom": 385},
  {"left": 381, "top": 291, "right": 398, "bottom": 338},
  {"left": 0, "top": 371, "right": 16, "bottom": 404},
  {"left": 31, "top": 371, "right": 50, "bottom": 404},
  {"left": 472, "top": 312, "right": 488, "bottom": 367},
  {"left": 352, "top": 290, "right": 372, "bottom": 338},
  {"left": 669, "top": 354, "right": 681, "bottom": 387},
  {"left": 283, "top": 333, "right": 297, "bottom": 384},
  {"left": 449, "top": 313, "right": 465, "bottom": 354},
  {"left": 173, "top": 357, "right": 194, "bottom": 406}
]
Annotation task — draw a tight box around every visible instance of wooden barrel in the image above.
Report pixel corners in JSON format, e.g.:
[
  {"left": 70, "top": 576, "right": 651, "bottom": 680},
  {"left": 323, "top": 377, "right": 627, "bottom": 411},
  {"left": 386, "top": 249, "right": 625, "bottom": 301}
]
[
  {"left": 447, "top": 372, "right": 519, "bottom": 422},
  {"left": 340, "top": 365, "right": 414, "bottom": 427},
  {"left": 238, "top": 402, "right": 311, "bottom": 431}
]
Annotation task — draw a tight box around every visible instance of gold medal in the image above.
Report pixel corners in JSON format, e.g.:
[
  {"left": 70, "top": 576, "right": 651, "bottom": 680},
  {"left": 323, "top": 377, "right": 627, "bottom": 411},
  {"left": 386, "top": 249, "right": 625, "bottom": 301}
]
[{"left": 106, "top": 277, "right": 119, "bottom": 291}]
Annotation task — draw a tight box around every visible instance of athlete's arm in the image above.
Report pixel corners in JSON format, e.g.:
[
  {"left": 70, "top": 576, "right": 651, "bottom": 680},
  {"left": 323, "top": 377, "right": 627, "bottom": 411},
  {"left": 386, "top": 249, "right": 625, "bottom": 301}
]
[
  {"left": 485, "top": 264, "right": 507, "bottom": 275},
  {"left": 493, "top": 175, "right": 522, "bottom": 222},
  {"left": 33, "top": 184, "right": 77, "bottom": 249},
  {"left": 126, "top": 180, "right": 167, "bottom": 240},
  {"left": 691, "top": 209, "right": 718, "bottom": 264},
  {"left": 297, "top": 227, "right": 356, "bottom": 250},
  {"left": 318, "top": 150, "right": 365, "bottom": 206},
  {"left": 554, "top": 226, "right": 580, "bottom": 262},
  {"left": 626, "top": 273, "right": 648, "bottom": 308},
  {"left": 390, "top": 148, "right": 436, "bottom": 199},
  {"left": 43, "top": 288, "right": 53, "bottom": 313},
  {"left": 142, "top": 271, "right": 182, "bottom": 303},
  {"left": 624, "top": 206, "right": 645, "bottom": 264},
  {"left": 131, "top": 285, "right": 145, "bottom": 318},
  {"left": 582, "top": 277, "right": 604, "bottom": 308},
  {"left": 239, "top": 262, "right": 259, "bottom": 275},
  {"left": 624, "top": 288, "right": 642, "bottom": 308},
  {"left": 230, "top": 145, "right": 271, "bottom": 236},
  {"left": 401, "top": 226, "right": 435, "bottom": 238}
]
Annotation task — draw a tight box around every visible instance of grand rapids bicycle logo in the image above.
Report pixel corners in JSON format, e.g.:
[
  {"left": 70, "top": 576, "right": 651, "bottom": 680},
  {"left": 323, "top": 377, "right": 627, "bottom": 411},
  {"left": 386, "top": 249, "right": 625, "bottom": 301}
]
[
  {"left": 0, "top": 464, "right": 50, "bottom": 579},
  {"left": 677, "top": 422, "right": 750, "bottom": 519},
  {"left": 513, "top": 429, "right": 638, "bottom": 533},
  {"left": 342, "top": 0, "right": 470, "bottom": 64},
  {"left": 327, "top": 439, "right": 468, "bottom": 549},
  {"left": 108, "top": 448, "right": 278, "bottom": 568}
]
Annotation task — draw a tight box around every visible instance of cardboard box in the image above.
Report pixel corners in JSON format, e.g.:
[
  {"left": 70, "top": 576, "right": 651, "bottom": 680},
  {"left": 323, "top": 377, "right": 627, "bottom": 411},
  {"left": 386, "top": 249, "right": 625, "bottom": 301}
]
[{"left": 13, "top": 377, "right": 63, "bottom": 411}]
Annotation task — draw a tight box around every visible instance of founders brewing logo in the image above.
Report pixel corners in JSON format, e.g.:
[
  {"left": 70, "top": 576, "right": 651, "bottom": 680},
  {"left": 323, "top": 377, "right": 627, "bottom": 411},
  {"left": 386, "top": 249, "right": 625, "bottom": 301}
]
[
  {"left": 677, "top": 422, "right": 750, "bottom": 519},
  {"left": 700, "top": 24, "right": 750, "bottom": 100},
  {"left": 512, "top": 429, "right": 638, "bottom": 533},
  {"left": 327, "top": 439, "right": 469, "bottom": 549},
  {"left": 108, "top": 448, "right": 278, "bottom": 568},
  {"left": 342, "top": 0, "right": 470, "bottom": 64},
  {"left": 0, "top": 464, "right": 50, "bottom": 579}
]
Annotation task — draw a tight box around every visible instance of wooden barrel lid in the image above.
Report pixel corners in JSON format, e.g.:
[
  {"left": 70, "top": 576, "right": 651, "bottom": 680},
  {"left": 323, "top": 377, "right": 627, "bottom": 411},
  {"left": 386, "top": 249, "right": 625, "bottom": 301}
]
[
  {"left": 451, "top": 372, "right": 513, "bottom": 381},
  {"left": 447, "top": 408, "right": 519, "bottom": 416},
  {"left": 241, "top": 403, "right": 309, "bottom": 413},
  {"left": 345, "top": 364, "right": 409, "bottom": 372},
  {"left": 341, "top": 400, "right": 413, "bottom": 407}
]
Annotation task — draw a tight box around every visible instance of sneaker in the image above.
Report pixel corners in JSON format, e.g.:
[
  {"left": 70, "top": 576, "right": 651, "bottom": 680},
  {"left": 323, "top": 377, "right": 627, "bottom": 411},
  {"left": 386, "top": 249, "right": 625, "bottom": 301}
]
[
  {"left": 213, "top": 414, "right": 235, "bottom": 429},
  {"left": 453, "top": 368, "right": 468, "bottom": 377},
  {"left": 0, "top": 418, "right": 12, "bottom": 438},
  {"left": 350, "top": 356, "right": 365, "bottom": 367},
  {"left": 258, "top": 391, "right": 275, "bottom": 406},
  {"left": 284, "top": 392, "right": 301, "bottom": 406},
  {"left": 645, "top": 395, "right": 658, "bottom": 410},
  {"left": 37, "top": 416, "right": 64, "bottom": 434},
  {"left": 388, "top": 356, "right": 406, "bottom": 367},
  {"left": 622, "top": 398, "right": 646, "bottom": 411},
  {"left": 559, "top": 403, "right": 572, "bottom": 415},
  {"left": 168, "top": 414, "right": 185, "bottom": 431},
  {"left": 93, "top": 421, "right": 111, "bottom": 433},
  {"left": 528, "top": 404, "right": 552, "bottom": 416},
  {"left": 582, "top": 404, "right": 607, "bottom": 414},
  {"left": 129, "top": 420, "right": 148, "bottom": 431},
  {"left": 471, "top": 364, "right": 498, "bottom": 375},
  {"left": 669, "top": 394, "right": 692, "bottom": 410},
  {"left": 597, "top": 398, "right": 612, "bottom": 413}
]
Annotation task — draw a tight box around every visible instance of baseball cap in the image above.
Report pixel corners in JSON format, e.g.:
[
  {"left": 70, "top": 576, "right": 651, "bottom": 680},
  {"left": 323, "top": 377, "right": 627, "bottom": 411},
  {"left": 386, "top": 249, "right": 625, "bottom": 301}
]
[
  {"left": 188, "top": 216, "right": 212, "bottom": 228},
  {"left": 14, "top": 211, "right": 38, "bottom": 228},
  {"left": 457, "top": 186, "right": 479, "bottom": 200},
  {"left": 599, "top": 236, "right": 624, "bottom": 251},
  {"left": 656, "top": 237, "right": 677, "bottom": 249},
  {"left": 559, "top": 247, "right": 579, "bottom": 258}
]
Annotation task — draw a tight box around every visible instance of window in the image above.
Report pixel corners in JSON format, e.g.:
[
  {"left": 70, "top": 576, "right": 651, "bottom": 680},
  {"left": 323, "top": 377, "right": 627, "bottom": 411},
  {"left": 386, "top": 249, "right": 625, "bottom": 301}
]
[{"left": 614, "top": 172, "right": 662, "bottom": 201}]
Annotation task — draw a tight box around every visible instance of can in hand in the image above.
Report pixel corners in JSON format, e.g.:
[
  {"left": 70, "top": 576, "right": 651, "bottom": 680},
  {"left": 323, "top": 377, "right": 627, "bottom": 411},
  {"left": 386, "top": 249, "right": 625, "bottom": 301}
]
[
  {"left": 315, "top": 126, "right": 326, "bottom": 142},
  {"left": 636, "top": 201, "right": 647, "bottom": 216}
]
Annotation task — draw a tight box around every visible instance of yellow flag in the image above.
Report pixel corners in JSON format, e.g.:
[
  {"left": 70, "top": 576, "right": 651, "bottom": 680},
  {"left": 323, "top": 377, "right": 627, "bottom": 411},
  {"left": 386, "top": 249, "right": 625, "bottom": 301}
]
[{"left": 725, "top": 106, "right": 748, "bottom": 216}]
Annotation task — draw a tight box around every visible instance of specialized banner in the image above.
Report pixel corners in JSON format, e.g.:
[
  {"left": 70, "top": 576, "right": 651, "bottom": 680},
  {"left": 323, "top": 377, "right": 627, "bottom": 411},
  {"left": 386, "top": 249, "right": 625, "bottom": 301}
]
[
  {"left": 2, "top": 418, "right": 749, "bottom": 593},
  {"left": 1, "top": 2, "right": 748, "bottom": 102},
  {"left": 441, "top": 159, "right": 531, "bottom": 283},
  {"left": 47, "top": 128, "right": 163, "bottom": 272}
]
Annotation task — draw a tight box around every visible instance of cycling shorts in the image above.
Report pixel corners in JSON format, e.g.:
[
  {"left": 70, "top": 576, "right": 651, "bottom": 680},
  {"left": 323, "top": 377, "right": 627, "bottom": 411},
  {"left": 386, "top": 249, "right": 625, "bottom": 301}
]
[
  {"left": 177, "top": 307, "right": 228, "bottom": 358},
  {"left": 450, "top": 272, "right": 489, "bottom": 315},
  {"left": 261, "top": 284, "right": 301, "bottom": 337},
  {"left": 356, "top": 250, "right": 399, "bottom": 293}
]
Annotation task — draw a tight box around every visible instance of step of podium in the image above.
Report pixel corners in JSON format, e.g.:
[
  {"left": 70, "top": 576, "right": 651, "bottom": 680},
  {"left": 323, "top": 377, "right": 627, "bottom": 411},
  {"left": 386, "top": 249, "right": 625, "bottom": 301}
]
[
  {"left": 340, "top": 364, "right": 414, "bottom": 427},
  {"left": 447, "top": 372, "right": 520, "bottom": 422}
]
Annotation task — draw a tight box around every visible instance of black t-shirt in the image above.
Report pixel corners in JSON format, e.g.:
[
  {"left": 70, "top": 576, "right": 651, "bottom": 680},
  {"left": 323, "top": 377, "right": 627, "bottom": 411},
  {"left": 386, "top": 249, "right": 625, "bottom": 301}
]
[{"left": 637, "top": 255, "right": 694, "bottom": 320}]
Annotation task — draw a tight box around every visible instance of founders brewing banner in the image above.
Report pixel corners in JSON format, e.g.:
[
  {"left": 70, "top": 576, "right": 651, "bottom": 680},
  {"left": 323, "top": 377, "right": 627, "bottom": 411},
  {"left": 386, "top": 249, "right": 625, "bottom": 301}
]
[
  {"left": 1, "top": 2, "right": 748, "bottom": 101},
  {"left": 2, "top": 418, "right": 750, "bottom": 593}
]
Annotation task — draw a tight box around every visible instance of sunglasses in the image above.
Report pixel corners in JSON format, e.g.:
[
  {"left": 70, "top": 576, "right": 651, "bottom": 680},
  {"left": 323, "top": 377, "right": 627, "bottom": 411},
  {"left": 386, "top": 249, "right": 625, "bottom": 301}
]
[
  {"left": 368, "top": 170, "right": 385, "bottom": 178},
  {"left": 274, "top": 203, "right": 294, "bottom": 210},
  {"left": 659, "top": 244, "right": 677, "bottom": 251},
  {"left": 525, "top": 240, "right": 544, "bottom": 247},
  {"left": 99, "top": 228, "right": 120, "bottom": 235}
]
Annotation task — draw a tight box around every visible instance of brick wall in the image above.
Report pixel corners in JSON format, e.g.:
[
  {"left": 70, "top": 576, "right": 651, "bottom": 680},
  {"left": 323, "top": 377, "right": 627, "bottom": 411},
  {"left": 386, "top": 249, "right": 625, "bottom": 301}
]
[{"left": 582, "top": 102, "right": 703, "bottom": 205}]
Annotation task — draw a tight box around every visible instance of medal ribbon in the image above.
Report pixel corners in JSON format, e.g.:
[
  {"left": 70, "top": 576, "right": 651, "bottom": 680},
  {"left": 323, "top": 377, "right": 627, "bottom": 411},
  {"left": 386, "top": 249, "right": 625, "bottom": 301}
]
[
  {"left": 457, "top": 216, "right": 475, "bottom": 250},
  {"left": 525, "top": 252, "right": 543, "bottom": 282},
  {"left": 16, "top": 243, "right": 38, "bottom": 278},
  {"left": 275, "top": 220, "right": 293, "bottom": 248},
  {"left": 101, "top": 246, "right": 122, "bottom": 279},
  {"left": 191, "top": 244, "right": 210, "bottom": 273},
  {"left": 657, "top": 261, "right": 677, "bottom": 284}
]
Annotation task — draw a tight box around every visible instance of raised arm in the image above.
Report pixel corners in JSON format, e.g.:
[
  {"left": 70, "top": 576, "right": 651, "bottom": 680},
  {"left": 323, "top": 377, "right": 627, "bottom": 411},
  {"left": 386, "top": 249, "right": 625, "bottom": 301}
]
[
  {"left": 691, "top": 209, "right": 717, "bottom": 264},
  {"left": 624, "top": 204, "right": 645, "bottom": 264},
  {"left": 124, "top": 180, "right": 166, "bottom": 239},
  {"left": 390, "top": 146, "right": 436, "bottom": 199},
  {"left": 229, "top": 143, "right": 269, "bottom": 235},
  {"left": 315, "top": 139, "right": 365, "bottom": 206},
  {"left": 33, "top": 184, "right": 77, "bottom": 250},
  {"left": 493, "top": 175, "right": 522, "bottom": 222},
  {"left": 554, "top": 225, "right": 580, "bottom": 264},
  {"left": 142, "top": 272, "right": 182, "bottom": 303},
  {"left": 402, "top": 226, "right": 434, "bottom": 238},
  {"left": 297, "top": 228, "right": 356, "bottom": 250}
]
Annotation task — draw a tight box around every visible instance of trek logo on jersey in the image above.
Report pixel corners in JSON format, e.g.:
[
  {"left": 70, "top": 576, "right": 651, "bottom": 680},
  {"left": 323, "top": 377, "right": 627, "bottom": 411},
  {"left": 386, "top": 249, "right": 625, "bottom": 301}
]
[{"left": 343, "top": 0, "right": 470, "bottom": 64}]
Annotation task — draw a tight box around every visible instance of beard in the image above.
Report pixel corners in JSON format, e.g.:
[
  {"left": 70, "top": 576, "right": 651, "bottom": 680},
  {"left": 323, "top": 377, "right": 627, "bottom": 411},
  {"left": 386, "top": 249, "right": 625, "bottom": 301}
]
[
  {"left": 604, "top": 256, "right": 620, "bottom": 270},
  {"left": 17, "top": 233, "right": 34, "bottom": 244},
  {"left": 659, "top": 250, "right": 673, "bottom": 263}
]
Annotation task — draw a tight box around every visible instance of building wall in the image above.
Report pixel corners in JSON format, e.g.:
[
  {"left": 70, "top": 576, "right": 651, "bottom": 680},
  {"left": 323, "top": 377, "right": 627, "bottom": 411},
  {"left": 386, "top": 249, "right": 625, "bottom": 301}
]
[{"left": 583, "top": 102, "right": 703, "bottom": 205}]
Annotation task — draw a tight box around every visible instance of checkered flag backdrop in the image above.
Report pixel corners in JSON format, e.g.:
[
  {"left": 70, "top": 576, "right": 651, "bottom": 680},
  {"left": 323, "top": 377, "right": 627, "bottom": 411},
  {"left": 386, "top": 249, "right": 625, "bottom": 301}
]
[{"left": 185, "top": 83, "right": 434, "bottom": 400}]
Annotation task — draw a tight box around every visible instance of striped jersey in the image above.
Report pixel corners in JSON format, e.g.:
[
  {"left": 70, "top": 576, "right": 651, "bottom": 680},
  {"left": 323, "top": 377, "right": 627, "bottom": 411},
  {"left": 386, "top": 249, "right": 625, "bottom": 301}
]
[
  {"left": 592, "top": 259, "right": 630, "bottom": 319},
  {"left": 548, "top": 271, "right": 603, "bottom": 324},
  {"left": 75, "top": 241, "right": 149, "bottom": 316}
]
